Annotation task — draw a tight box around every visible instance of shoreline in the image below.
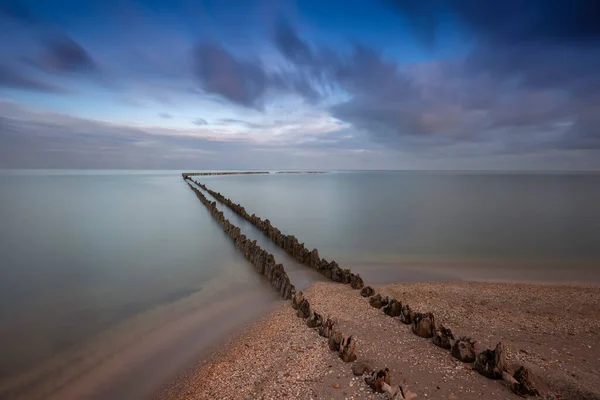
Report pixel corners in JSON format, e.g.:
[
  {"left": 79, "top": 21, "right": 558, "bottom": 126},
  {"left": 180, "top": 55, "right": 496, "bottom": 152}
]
[
  {"left": 343, "top": 259, "right": 600, "bottom": 287},
  {"left": 156, "top": 280, "right": 600, "bottom": 400},
  {"left": 167, "top": 176, "right": 600, "bottom": 399}
]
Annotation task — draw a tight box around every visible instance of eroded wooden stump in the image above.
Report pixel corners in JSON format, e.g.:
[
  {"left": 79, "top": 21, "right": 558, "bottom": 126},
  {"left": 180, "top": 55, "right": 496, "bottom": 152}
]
[
  {"left": 432, "top": 324, "right": 455, "bottom": 349},
  {"left": 383, "top": 298, "right": 402, "bottom": 317},
  {"left": 339, "top": 335, "right": 357, "bottom": 362},
  {"left": 509, "top": 366, "right": 540, "bottom": 397},
  {"left": 412, "top": 312, "right": 435, "bottom": 338},
  {"left": 350, "top": 273, "right": 364, "bottom": 289},
  {"left": 328, "top": 331, "right": 343, "bottom": 351},
  {"left": 292, "top": 291, "right": 304, "bottom": 310},
  {"left": 318, "top": 318, "right": 334, "bottom": 338},
  {"left": 382, "top": 382, "right": 418, "bottom": 400},
  {"left": 306, "top": 310, "right": 323, "bottom": 328},
  {"left": 451, "top": 337, "right": 477, "bottom": 363},
  {"left": 365, "top": 368, "right": 390, "bottom": 393},
  {"left": 369, "top": 294, "right": 388, "bottom": 309},
  {"left": 474, "top": 342, "right": 508, "bottom": 379},
  {"left": 351, "top": 360, "right": 372, "bottom": 376},
  {"left": 360, "top": 286, "right": 375, "bottom": 297},
  {"left": 296, "top": 298, "right": 311, "bottom": 319},
  {"left": 400, "top": 304, "right": 413, "bottom": 325}
]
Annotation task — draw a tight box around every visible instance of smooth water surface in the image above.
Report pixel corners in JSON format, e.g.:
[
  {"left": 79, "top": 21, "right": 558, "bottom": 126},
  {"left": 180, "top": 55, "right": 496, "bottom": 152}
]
[
  {"left": 203, "top": 171, "right": 600, "bottom": 282},
  {"left": 0, "top": 170, "right": 278, "bottom": 400}
]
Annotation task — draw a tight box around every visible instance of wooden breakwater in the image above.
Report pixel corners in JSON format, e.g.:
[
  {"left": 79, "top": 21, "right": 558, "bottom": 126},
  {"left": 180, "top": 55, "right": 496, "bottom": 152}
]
[
  {"left": 186, "top": 177, "right": 364, "bottom": 290},
  {"left": 182, "top": 171, "right": 326, "bottom": 178},
  {"left": 185, "top": 180, "right": 359, "bottom": 366},
  {"left": 275, "top": 171, "right": 326, "bottom": 174},
  {"left": 186, "top": 182, "right": 294, "bottom": 299},
  {"left": 360, "top": 287, "right": 539, "bottom": 395},
  {"left": 182, "top": 172, "right": 269, "bottom": 178},
  {"left": 185, "top": 176, "right": 539, "bottom": 397}
]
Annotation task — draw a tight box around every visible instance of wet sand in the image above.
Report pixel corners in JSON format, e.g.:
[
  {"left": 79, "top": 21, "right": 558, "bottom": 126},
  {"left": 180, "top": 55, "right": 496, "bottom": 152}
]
[{"left": 157, "top": 281, "right": 600, "bottom": 400}]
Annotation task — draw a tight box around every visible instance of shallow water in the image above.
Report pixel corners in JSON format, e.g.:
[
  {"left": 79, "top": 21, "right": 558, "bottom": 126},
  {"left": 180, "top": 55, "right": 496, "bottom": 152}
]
[
  {"left": 1, "top": 170, "right": 599, "bottom": 399},
  {"left": 0, "top": 170, "right": 278, "bottom": 400}
]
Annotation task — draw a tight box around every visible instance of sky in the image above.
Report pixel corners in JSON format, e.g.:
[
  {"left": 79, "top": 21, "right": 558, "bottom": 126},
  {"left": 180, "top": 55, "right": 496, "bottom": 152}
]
[{"left": 1, "top": 0, "right": 599, "bottom": 170}]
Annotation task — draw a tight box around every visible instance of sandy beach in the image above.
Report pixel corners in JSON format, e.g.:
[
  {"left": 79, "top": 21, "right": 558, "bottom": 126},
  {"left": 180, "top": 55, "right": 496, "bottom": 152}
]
[{"left": 156, "top": 281, "right": 600, "bottom": 400}]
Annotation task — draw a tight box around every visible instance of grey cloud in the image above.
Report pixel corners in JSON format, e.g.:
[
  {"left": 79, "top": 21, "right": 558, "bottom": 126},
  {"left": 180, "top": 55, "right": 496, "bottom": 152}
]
[
  {"left": 216, "top": 118, "right": 262, "bottom": 129},
  {"left": 192, "top": 41, "right": 323, "bottom": 109},
  {"left": 192, "top": 118, "right": 208, "bottom": 125},
  {"left": 1, "top": 101, "right": 598, "bottom": 170},
  {"left": 0, "top": 101, "right": 255, "bottom": 169},
  {"left": 271, "top": 21, "right": 337, "bottom": 99},
  {"left": 0, "top": 101, "right": 394, "bottom": 169},
  {"left": 38, "top": 36, "right": 97, "bottom": 73},
  {"left": 0, "top": 63, "right": 64, "bottom": 92},
  {"left": 1, "top": 1, "right": 98, "bottom": 75},
  {"left": 270, "top": 20, "right": 600, "bottom": 155},
  {"left": 193, "top": 43, "right": 269, "bottom": 109},
  {"left": 159, "top": 112, "right": 173, "bottom": 119},
  {"left": 274, "top": 20, "right": 315, "bottom": 66}
]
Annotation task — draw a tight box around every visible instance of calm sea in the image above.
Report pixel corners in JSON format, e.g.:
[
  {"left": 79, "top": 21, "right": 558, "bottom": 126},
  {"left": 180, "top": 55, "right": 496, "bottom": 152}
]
[{"left": 1, "top": 170, "right": 599, "bottom": 399}]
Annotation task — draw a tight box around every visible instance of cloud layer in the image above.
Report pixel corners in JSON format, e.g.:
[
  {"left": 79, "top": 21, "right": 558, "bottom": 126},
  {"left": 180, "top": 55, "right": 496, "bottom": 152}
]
[{"left": 0, "top": 0, "right": 599, "bottom": 169}]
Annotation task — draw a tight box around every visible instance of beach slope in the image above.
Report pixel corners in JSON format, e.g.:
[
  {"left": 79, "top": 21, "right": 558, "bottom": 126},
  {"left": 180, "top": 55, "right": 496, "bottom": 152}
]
[{"left": 157, "top": 282, "right": 600, "bottom": 400}]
